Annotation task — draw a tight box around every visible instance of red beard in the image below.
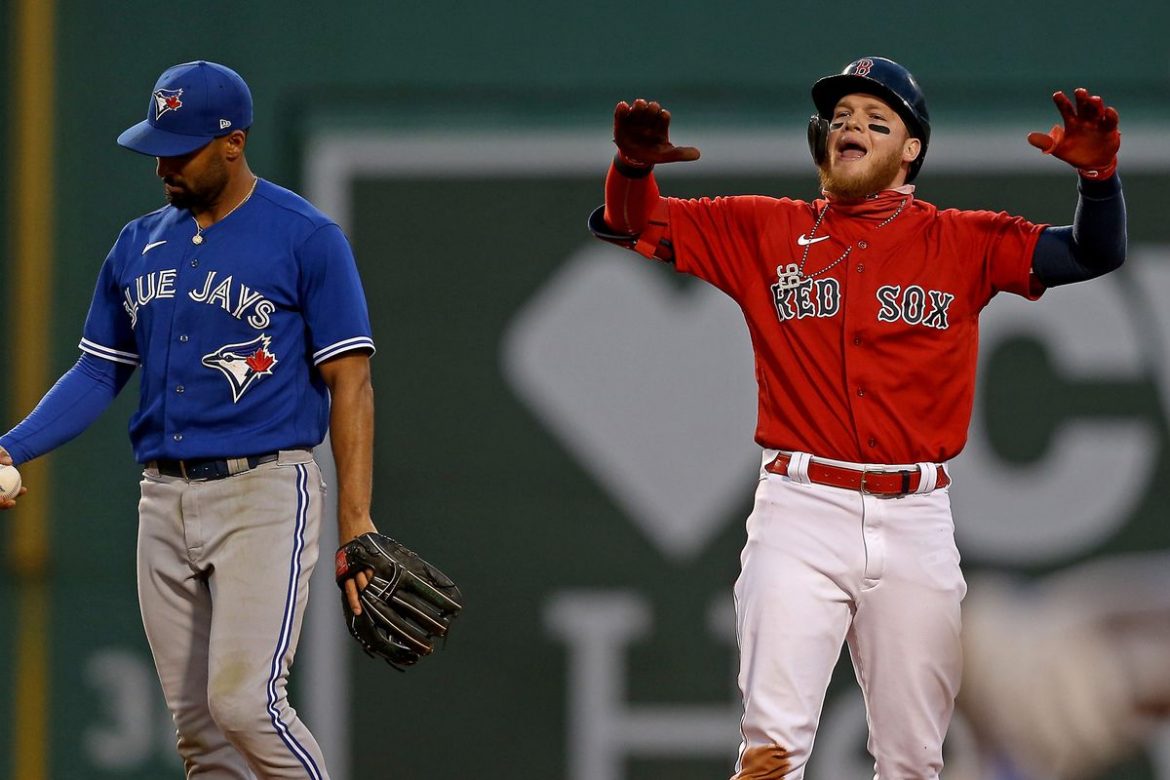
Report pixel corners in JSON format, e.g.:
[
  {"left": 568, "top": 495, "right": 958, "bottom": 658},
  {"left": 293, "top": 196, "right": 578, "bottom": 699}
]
[{"left": 818, "top": 146, "right": 908, "bottom": 200}]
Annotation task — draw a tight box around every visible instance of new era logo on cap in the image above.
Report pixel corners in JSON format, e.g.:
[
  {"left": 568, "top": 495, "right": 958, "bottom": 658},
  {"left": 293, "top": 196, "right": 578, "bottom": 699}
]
[{"left": 117, "top": 60, "right": 253, "bottom": 158}]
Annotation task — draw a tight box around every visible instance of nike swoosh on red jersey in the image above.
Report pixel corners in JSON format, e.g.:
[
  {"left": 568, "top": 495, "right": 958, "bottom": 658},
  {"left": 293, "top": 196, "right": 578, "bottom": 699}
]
[
  {"left": 142, "top": 240, "right": 168, "bottom": 254},
  {"left": 796, "top": 234, "right": 830, "bottom": 246}
]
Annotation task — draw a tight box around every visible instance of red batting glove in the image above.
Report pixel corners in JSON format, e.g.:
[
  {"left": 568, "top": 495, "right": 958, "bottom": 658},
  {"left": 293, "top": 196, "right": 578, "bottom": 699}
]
[
  {"left": 1027, "top": 88, "right": 1120, "bottom": 179},
  {"left": 613, "top": 99, "right": 701, "bottom": 167}
]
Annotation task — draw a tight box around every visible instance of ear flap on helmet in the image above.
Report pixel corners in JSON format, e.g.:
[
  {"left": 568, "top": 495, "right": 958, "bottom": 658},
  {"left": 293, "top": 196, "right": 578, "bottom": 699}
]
[{"left": 807, "top": 114, "right": 829, "bottom": 166}]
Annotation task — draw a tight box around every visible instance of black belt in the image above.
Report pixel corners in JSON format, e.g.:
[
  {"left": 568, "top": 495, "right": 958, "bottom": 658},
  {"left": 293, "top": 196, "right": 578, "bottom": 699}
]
[{"left": 149, "top": 452, "right": 279, "bottom": 480}]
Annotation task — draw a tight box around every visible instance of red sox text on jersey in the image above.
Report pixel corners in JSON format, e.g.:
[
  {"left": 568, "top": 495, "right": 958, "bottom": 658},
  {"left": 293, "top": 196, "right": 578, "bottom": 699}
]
[{"left": 769, "top": 273, "right": 956, "bottom": 330}]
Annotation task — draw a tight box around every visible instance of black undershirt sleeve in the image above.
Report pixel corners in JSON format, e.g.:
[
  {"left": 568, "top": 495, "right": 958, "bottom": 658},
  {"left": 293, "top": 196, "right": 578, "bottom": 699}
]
[{"left": 1031, "top": 174, "right": 1126, "bottom": 288}]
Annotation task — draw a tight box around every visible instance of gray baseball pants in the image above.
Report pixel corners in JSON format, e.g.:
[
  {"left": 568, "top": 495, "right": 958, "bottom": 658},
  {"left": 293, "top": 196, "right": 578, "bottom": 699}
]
[{"left": 137, "top": 449, "right": 331, "bottom": 779}]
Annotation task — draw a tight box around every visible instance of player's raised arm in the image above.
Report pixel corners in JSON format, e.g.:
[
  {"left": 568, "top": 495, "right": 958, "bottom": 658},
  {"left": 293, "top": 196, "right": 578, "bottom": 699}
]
[
  {"left": 1028, "top": 88, "right": 1126, "bottom": 288},
  {"left": 590, "top": 99, "right": 701, "bottom": 248}
]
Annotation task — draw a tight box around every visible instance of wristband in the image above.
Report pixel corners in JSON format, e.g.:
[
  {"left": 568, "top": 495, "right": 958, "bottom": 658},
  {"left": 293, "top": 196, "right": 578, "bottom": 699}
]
[
  {"left": 614, "top": 152, "right": 654, "bottom": 177},
  {"left": 1077, "top": 158, "right": 1117, "bottom": 180}
]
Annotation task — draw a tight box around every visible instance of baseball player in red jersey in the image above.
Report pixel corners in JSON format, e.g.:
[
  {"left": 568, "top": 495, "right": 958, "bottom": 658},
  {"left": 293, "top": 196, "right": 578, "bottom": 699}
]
[{"left": 588, "top": 57, "right": 1126, "bottom": 779}]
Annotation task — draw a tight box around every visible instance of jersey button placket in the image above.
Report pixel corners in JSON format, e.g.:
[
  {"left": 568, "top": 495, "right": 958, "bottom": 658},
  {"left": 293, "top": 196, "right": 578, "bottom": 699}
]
[{"left": 169, "top": 255, "right": 194, "bottom": 454}]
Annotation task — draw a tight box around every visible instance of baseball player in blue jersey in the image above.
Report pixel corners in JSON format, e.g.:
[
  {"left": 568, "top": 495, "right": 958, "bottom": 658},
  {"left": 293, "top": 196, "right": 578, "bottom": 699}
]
[{"left": 0, "top": 61, "right": 378, "bottom": 778}]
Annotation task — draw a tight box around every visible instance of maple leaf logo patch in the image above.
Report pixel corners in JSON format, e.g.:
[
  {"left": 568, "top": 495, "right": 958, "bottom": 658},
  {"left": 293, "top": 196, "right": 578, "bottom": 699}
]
[
  {"left": 245, "top": 347, "right": 276, "bottom": 373},
  {"left": 202, "top": 335, "right": 279, "bottom": 403}
]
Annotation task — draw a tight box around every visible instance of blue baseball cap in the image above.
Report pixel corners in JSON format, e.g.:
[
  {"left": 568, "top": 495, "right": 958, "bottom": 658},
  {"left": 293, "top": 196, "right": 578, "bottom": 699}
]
[{"left": 117, "top": 60, "right": 253, "bottom": 157}]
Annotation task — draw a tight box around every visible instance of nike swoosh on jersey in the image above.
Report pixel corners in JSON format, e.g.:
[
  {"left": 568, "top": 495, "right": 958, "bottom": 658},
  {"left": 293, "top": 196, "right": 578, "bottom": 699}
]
[
  {"left": 142, "top": 240, "right": 168, "bottom": 254},
  {"left": 796, "top": 234, "right": 830, "bottom": 246}
]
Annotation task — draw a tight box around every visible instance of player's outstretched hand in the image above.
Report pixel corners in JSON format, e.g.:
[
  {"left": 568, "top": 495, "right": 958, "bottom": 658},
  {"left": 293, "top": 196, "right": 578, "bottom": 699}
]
[
  {"left": 614, "top": 99, "right": 701, "bottom": 167},
  {"left": 1027, "top": 88, "right": 1120, "bottom": 179}
]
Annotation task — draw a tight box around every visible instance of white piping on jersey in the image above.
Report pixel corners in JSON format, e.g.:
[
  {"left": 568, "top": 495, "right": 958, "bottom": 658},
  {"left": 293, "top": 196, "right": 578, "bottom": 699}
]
[
  {"left": 312, "top": 336, "right": 376, "bottom": 365},
  {"left": 78, "top": 338, "right": 140, "bottom": 366},
  {"left": 80, "top": 335, "right": 374, "bottom": 368}
]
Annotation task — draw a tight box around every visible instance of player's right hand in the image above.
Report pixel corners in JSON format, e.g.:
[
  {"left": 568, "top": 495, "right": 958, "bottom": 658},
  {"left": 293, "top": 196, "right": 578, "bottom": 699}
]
[
  {"left": 0, "top": 493, "right": 25, "bottom": 510},
  {"left": 614, "top": 99, "right": 701, "bottom": 166},
  {"left": 0, "top": 447, "right": 26, "bottom": 511}
]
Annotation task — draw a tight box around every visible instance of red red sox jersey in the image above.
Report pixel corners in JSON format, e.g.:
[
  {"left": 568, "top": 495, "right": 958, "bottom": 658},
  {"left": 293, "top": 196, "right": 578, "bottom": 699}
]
[{"left": 635, "top": 189, "right": 1046, "bottom": 464}]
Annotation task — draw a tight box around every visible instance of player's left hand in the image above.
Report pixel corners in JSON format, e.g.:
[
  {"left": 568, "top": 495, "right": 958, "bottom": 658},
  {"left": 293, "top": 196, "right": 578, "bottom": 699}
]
[
  {"left": 342, "top": 568, "right": 371, "bottom": 614},
  {"left": 1027, "top": 88, "right": 1120, "bottom": 179},
  {"left": 334, "top": 532, "right": 464, "bottom": 670},
  {"left": 338, "top": 517, "right": 378, "bottom": 614}
]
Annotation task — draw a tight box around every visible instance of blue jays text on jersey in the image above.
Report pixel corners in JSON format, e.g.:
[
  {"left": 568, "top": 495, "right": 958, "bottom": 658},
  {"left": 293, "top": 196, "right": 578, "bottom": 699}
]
[
  {"left": 81, "top": 179, "right": 375, "bottom": 462},
  {"left": 123, "top": 267, "right": 277, "bottom": 329}
]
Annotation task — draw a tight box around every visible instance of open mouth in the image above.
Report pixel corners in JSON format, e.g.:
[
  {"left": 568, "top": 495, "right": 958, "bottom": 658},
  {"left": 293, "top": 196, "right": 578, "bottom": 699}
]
[{"left": 836, "top": 139, "right": 868, "bottom": 161}]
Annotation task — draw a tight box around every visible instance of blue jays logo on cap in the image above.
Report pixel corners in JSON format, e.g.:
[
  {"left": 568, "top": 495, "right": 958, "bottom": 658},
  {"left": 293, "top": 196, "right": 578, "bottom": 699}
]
[
  {"left": 118, "top": 60, "right": 253, "bottom": 158},
  {"left": 153, "top": 88, "right": 184, "bottom": 120}
]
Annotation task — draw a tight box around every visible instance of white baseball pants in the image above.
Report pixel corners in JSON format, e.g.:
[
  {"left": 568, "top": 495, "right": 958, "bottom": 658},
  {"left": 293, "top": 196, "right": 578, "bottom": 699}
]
[{"left": 732, "top": 450, "right": 966, "bottom": 780}]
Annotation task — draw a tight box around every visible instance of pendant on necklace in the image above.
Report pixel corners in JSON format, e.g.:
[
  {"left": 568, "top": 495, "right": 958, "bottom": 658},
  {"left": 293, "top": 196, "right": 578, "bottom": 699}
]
[
  {"left": 774, "top": 263, "right": 806, "bottom": 291},
  {"left": 192, "top": 234, "right": 203, "bottom": 245}
]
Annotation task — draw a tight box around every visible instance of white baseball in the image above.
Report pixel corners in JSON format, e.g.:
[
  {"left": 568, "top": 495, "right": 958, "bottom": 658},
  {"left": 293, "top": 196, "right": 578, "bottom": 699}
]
[{"left": 0, "top": 464, "right": 22, "bottom": 500}]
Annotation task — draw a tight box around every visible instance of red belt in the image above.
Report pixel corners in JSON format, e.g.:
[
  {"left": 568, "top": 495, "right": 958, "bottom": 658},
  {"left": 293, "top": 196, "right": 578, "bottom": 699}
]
[{"left": 765, "top": 452, "right": 949, "bottom": 497}]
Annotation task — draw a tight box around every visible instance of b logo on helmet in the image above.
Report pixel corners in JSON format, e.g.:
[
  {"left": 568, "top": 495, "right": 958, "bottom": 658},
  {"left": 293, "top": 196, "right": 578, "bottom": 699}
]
[{"left": 853, "top": 59, "right": 874, "bottom": 77}]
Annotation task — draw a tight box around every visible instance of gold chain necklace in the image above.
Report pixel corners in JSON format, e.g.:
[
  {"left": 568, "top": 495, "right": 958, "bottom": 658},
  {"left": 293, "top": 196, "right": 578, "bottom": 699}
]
[
  {"left": 191, "top": 176, "right": 259, "bottom": 245},
  {"left": 775, "top": 197, "right": 907, "bottom": 291}
]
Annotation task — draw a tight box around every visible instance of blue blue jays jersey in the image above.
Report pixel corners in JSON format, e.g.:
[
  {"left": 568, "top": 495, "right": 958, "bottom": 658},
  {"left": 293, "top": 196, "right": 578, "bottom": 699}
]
[{"left": 80, "top": 179, "right": 375, "bottom": 462}]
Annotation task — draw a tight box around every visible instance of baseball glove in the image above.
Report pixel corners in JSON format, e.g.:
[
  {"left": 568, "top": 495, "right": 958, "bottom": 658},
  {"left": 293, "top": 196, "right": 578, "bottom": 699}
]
[{"left": 335, "top": 532, "right": 464, "bottom": 670}]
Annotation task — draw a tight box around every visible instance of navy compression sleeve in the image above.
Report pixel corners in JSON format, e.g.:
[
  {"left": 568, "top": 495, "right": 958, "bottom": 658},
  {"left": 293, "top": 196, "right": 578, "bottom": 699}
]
[
  {"left": 0, "top": 353, "right": 134, "bottom": 465},
  {"left": 1032, "top": 174, "right": 1126, "bottom": 287}
]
